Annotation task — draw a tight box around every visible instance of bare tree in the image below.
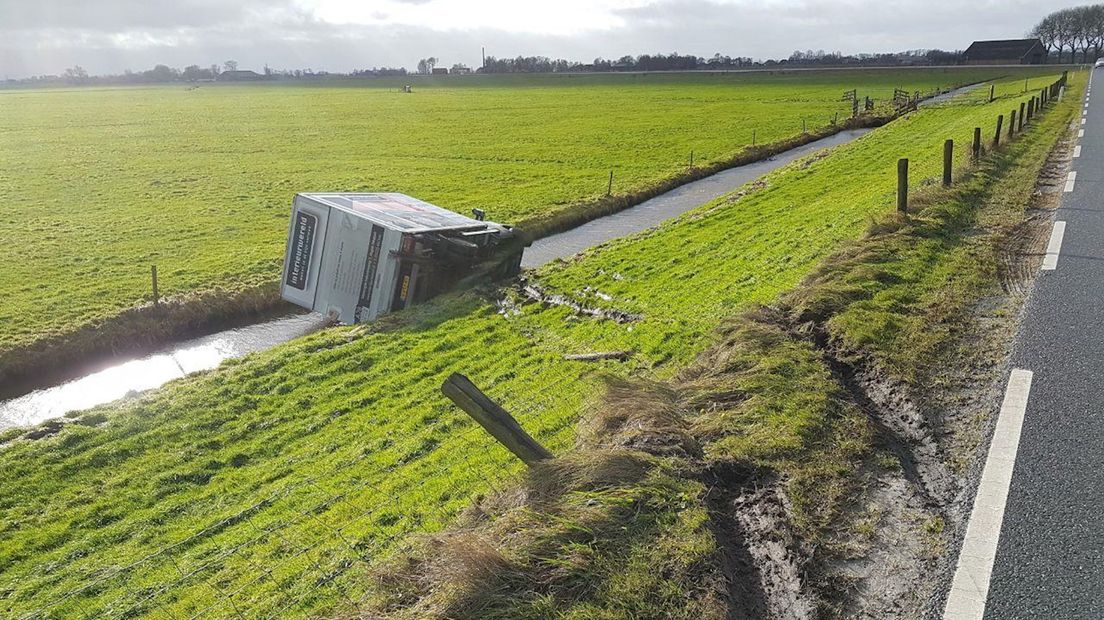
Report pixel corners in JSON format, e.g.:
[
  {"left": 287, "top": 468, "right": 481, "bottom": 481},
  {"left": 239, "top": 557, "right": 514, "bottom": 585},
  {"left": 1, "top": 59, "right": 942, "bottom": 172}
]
[
  {"left": 1053, "top": 8, "right": 1078, "bottom": 63},
  {"left": 1032, "top": 14, "right": 1059, "bottom": 62},
  {"left": 1086, "top": 5, "right": 1104, "bottom": 60}
]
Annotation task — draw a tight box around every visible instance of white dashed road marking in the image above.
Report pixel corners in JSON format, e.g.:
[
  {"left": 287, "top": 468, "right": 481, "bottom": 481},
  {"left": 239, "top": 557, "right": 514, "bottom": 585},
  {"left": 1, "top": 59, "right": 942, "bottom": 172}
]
[
  {"left": 943, "top": 369, "right": 1034, "bottom": 620},
  {"left": 1042, "top": 221, "right": 1067, "bottom": 271},
  {"left": 1066, "top": 171, "right": 1077, "bottom": 193},
  {"left": 1074, "top": 145, "right": 1082, "bottom": 158}
]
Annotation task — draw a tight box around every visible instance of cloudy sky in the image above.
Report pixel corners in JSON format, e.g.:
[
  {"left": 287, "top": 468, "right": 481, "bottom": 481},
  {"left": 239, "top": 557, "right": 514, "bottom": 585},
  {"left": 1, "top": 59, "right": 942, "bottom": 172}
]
[{"left": 0, "top": 0, "right": 1084, "bottom": 78}]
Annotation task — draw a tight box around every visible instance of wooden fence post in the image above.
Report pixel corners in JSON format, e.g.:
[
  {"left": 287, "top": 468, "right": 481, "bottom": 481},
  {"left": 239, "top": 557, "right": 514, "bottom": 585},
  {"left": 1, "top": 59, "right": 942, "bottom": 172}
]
[
  {"left": 989, "top": 84, "right": 995, "bottom": 102},
  {"left": 897, "top": 158, "right": 909, "bottom": 213},
  {"left": 752, "top": 129, "right": 756, "bottom": 146},
  {"left": 802, "top": 118, "right": 807, "bottom": 133},
  {"left": 994, "top": 114, "right": 1004, "bottom": 147},
  {"left": 1009, "top": 110, "right": 1016, "bottom": 139},
  {"left": 441, "top": 373, "right": 553, "bottom": 465},
  {"left": 689, "top": 150, "right": 694, "bottom": 168},
  {"left": 607, "top": 170, "right": 613, "bottom": 196},
  {"left": 943, "top": 140, "right": 953, "bottom": 187},
  {"left": 973, "top": 127, "right": 982, "bottom": 160},
  {"left": 151, "top": 265, "right": 159, "bottom": 308},
  {"left": 1019, "top": 101, "right": 1026, "bottom": 131}
]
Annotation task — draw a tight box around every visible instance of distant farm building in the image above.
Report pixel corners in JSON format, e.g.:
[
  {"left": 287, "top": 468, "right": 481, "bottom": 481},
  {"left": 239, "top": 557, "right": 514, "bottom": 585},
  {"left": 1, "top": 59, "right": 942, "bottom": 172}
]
[
  {"left": 431, "top": 68, "right": 449, "bottom": 75},
  {"left": 217, "top": 70, "right": 265, "bottom": 81},
  {"left": 963, "top": 39, "right": 1047, "bottom": 65}
]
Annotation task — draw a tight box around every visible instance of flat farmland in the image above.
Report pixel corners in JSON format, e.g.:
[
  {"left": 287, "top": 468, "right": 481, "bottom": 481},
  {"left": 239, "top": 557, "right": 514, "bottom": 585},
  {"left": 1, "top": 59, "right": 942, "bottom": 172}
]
[
  {"left": 0, "top": 71, "right": 1068, "bottom": 619},
  {"left": 0, "top": 68, "right": 1046, "bottom": 370}
]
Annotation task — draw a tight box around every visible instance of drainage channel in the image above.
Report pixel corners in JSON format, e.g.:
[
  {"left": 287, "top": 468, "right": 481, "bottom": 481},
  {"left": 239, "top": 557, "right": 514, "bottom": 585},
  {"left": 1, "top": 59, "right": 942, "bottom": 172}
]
[
  {"left": 0, "top": 127, "right": 874, "bottom": 432},
  {"left": 522, "top": 128, "right": 872, "bottom": 268}
]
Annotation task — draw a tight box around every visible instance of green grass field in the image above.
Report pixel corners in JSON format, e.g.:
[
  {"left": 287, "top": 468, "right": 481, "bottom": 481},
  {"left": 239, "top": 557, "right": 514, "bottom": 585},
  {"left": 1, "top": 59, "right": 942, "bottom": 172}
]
[
  {"left": 0, "top": 70, "right": 1069, "bottom": 619},
  {"left": 0, "top": 68, "right": 1051, "bottom": 371}
]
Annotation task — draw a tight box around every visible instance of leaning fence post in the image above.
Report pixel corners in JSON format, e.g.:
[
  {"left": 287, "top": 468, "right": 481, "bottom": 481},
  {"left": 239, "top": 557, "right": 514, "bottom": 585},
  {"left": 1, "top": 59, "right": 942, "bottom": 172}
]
[
  {"left": 994, "top": 114, "right": 1004, "bottom": 147},
  {"left": 1019, "top": 101, "right": 1026, "bottom": 131},
  {"left": 441, "top": 373, "right": 553, "bottom": 465},
  {"left": 151, "top": 265, "right": 159, "bottom": 308},
  {"left": 1009, "top": 110, "right": 1017, "bottom": 139},
  {"left": 897, "top": 158, "right": 909, "bottom": 213},
  {"left": 973, "top": 127, "right": 982, "bottom": 160},
  {"left": 943, "top": 140, "right": 953, "bottom": 187}
]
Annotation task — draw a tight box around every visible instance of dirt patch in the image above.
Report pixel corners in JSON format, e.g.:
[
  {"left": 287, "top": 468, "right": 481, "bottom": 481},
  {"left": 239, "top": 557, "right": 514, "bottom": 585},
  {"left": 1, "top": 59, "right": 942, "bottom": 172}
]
[{"left": 732, "top": 485, "right": 817, "bottom": 619}]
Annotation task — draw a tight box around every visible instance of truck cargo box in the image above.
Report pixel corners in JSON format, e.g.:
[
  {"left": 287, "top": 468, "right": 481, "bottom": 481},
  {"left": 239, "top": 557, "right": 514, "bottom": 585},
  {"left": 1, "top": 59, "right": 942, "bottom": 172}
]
[{"left": 281, "top": 193, "right": 516, "bottom": 323}]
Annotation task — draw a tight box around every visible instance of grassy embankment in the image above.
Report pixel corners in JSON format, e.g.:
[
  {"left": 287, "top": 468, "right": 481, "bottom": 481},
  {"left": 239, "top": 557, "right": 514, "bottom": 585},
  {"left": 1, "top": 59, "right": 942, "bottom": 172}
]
[
  {"left": 0, "top": 68, "right": 1049, "bottom": 383},
  {"left": 356, "top": 73, "right": 1081, "bottom": 618},
  {"left": 0, "top": 72, "right": 1069, "bottom": 619}
]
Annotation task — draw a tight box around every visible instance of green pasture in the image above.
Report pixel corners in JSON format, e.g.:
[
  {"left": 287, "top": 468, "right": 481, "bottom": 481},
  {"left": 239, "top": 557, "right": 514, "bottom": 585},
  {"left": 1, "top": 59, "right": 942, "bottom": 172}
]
[
  {"left": 0, "top": 70, "right": 1070, "bottom": 619},
  {"left": 0, "top": 68, "right": 1055, "bottom": 361}
]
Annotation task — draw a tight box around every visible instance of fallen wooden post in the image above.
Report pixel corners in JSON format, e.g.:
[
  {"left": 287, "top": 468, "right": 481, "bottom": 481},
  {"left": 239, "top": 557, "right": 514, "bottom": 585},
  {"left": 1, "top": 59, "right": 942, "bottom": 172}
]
[{"left": 441, "top": 373, "right": 553, "bottom": 465}]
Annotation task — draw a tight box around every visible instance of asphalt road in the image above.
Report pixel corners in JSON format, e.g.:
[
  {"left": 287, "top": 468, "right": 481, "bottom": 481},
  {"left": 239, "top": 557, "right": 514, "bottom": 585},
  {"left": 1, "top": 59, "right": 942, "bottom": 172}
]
[{"left": 980, "top": 71, "right": 1104, "bottom": 618}]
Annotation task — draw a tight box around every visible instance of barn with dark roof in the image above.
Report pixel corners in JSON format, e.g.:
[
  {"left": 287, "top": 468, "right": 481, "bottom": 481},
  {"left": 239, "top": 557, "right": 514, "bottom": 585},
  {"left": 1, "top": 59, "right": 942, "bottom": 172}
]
[{"left": 964, "top": 39, "right": 1047, "bottom": 65}]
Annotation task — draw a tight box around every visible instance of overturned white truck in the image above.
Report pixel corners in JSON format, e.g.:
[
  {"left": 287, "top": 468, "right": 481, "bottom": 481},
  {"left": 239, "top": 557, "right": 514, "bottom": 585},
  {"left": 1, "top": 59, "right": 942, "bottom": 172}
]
[{"left": 280, "top": 193, "right": 522, "bottom": 323}]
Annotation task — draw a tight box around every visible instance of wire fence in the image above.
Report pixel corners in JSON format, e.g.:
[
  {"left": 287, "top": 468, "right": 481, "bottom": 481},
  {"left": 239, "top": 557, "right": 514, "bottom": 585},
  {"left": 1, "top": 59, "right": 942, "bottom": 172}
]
[{"left": 8, "top": 71, "right": 1074, "bottom": 620}]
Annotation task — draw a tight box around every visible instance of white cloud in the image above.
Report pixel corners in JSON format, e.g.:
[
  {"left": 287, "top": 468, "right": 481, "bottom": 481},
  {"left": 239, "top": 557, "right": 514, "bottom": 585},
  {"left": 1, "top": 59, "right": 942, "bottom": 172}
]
[
  {"left": 303, "top": 0, "right": 651, "bottom": 36},
  {"left": 0, "top": 0, "right": 1086, "bottom": 78}
]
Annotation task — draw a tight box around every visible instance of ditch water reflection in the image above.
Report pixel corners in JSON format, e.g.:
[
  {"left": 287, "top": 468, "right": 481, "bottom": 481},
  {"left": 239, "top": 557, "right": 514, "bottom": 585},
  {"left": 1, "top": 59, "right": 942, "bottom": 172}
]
[{"left": 0, "top": 314, "right": 325, "bottom": 430}]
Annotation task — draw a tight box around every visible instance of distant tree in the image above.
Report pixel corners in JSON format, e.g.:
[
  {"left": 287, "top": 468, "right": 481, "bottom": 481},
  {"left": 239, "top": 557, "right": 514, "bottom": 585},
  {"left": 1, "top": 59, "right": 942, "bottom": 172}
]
[
  {"left": 1087, "top": 5, "right": 1104, "bottom": 59},
  {"left": 210, "top": 63, "right": 220, "bottom": 76},
  {"left": 63, "top": 65, "right": 88, "bottom": 83},
  {"left": 924, "top": 49, "right": 962, "bottom": 65},
  {"left": 144, "top": 64, "right": 179, "bottom": 82},
  {"left": 223, "top": 60, "right": 238, "bottom": 72},
  {"left": 1032, "top": 13, "right": 1060, "bottom": 61},
  {"left": 1033, "top": 5, "right": 1104, "bottom": 63}
]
